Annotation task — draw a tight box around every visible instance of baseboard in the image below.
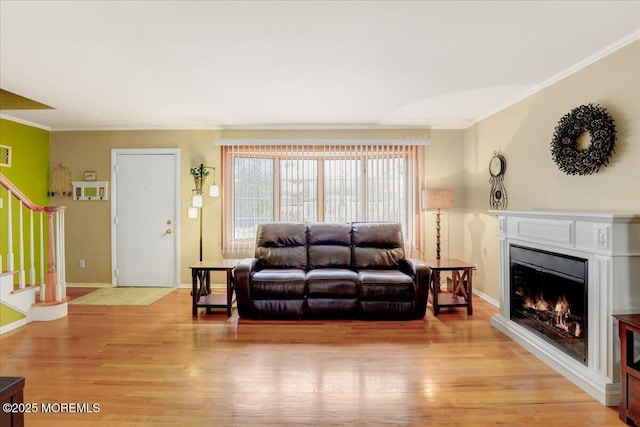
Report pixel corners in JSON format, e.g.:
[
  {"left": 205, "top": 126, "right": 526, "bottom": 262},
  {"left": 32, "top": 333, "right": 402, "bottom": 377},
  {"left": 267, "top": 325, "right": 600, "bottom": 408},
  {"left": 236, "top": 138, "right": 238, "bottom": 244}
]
[
  {"left": 66, "top": 282, "right": 112, "bottom": 288},
  {"left": 0, "top": 318, "right": 28, "bottom": 335},
  {"left": 472, "top": 288, "right": 498, "bottom": 308}
]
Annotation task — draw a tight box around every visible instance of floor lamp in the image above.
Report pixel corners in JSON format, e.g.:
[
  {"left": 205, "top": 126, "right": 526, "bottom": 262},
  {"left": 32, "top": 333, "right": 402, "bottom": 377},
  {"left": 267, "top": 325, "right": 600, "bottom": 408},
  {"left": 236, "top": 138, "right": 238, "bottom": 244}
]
[
  {"left": 187, "top": 163, "right": 219, "bottom": 261},
  {"left": 423, "top": 189, "right": 454, "bottom": 260}
]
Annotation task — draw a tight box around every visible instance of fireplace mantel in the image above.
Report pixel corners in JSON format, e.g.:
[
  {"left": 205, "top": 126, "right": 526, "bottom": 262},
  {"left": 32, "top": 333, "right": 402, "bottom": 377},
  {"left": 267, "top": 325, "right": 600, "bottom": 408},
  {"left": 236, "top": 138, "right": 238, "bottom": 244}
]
[{"left": 490, "top": 210, "right": 640, "bottom": 406}]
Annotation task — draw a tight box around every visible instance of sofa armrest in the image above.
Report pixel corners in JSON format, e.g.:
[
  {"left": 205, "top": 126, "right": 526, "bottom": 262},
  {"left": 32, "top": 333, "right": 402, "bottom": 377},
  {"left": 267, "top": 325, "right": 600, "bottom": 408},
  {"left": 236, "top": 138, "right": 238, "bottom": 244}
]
[
  {"left": 400, "top": 258, "right": 431, "bottom": 318},
  {"left": 234, "top": 258, "right": 259, "bottom": 318}
]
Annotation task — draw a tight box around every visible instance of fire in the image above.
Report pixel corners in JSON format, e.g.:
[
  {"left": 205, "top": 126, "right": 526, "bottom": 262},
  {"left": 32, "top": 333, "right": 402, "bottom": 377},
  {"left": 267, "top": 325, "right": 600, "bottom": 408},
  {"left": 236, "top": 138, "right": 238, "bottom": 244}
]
[
  {"left": 554, "top": 295, "right": 571, "bottom": 333},
  {"left": 521, "top": 293, "right": 583, "bottom": 338},
  {"left": 524, "top": 294, "right": 550, "bottom": 311}
]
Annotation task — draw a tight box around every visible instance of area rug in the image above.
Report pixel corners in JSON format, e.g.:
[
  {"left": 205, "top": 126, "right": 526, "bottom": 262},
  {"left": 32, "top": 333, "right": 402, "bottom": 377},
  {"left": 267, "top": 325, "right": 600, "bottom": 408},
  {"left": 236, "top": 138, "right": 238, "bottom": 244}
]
[{"left": 69, "top": 287, "right": 174, "bottom": 306}]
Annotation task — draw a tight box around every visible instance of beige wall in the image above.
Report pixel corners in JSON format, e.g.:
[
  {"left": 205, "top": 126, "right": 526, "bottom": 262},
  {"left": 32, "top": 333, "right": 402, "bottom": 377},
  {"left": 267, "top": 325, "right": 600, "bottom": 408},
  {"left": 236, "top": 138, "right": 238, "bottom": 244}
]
[
  {"left": 423, "top": 129, "right": 466, "bottom": 261},
  {"left": 50, "top": 130, "right": 224, "bottom": 285},
  {"left": 51, "top": 128, "right": 437, "bottom": 286},
  {"left": 463, "top": 40, "right": 640, "bottom": 302}
]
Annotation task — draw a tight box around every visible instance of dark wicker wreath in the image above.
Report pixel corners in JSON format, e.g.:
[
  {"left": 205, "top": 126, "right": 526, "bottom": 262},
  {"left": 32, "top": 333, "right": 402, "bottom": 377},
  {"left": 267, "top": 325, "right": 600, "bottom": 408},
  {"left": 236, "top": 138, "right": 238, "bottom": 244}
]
[{"left": 550, "top": 104, "right": 616, "bottom": 175}]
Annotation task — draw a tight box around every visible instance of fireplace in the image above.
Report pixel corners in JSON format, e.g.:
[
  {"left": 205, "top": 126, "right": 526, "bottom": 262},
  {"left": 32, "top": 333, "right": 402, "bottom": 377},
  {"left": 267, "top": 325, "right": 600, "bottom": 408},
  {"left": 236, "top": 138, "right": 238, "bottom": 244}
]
[
  {"left": 509, "top": 245, "right": 587, "bottom": 364},
  {"left": 490, "top": 210, "right": 640, "bottom": 406}
]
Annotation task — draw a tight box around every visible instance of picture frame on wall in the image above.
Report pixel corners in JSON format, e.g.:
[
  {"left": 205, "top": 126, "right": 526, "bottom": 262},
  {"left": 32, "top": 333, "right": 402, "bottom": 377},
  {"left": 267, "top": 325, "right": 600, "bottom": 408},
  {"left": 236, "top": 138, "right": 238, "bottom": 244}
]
[
  {"left": 0, "top": 145, "right": 12, "bottom": 167},
  {"left": 84, "top": 170, "right": 96, "bottom": 181}
]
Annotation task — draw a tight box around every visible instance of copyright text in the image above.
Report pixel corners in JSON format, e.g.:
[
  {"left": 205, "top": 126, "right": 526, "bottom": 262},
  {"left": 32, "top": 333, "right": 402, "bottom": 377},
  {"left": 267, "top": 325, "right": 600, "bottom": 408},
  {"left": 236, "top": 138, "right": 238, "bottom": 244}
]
[{"left": 3, "top": 402, "right": 101, "bottom": 414}]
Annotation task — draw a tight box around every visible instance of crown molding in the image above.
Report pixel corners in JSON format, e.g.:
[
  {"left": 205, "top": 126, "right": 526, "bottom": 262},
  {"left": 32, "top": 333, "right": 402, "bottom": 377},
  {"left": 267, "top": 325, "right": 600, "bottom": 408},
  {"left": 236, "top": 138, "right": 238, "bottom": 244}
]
[
  {"left": 0, "top": 114, "right": 51, "bottom": 131},
  {"left": 220, "top": 124, "right": 431, "bottom": 130},
  {"left": 469, "top": 31, "right": 640, "bottom": 128}
]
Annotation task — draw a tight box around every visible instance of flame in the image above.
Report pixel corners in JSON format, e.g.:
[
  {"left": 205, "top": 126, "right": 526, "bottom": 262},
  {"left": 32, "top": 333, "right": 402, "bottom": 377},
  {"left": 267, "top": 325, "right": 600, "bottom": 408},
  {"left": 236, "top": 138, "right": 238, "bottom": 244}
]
[
  {"left": 554, "top": 295, "right": 571, "bottom": 332},
  {"left": 524, "top": 294, "right": 550, "bottom": 311},
  {"left": 520, "top": 293, "right": 583, "bottom": 338}
]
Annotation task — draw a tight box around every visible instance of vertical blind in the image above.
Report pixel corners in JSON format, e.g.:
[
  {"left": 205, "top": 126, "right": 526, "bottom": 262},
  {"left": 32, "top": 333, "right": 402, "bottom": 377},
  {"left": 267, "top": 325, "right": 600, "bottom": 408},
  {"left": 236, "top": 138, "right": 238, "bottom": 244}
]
[{"left": 221, "top": 143, "right": 425, "bottom": 258}]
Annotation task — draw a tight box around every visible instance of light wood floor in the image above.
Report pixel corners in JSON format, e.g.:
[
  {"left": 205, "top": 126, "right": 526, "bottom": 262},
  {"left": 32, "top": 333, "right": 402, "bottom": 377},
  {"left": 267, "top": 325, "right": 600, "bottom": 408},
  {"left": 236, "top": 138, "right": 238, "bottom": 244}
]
[{"left": 1, "top": 288, "right": 623, "bottom": 426}]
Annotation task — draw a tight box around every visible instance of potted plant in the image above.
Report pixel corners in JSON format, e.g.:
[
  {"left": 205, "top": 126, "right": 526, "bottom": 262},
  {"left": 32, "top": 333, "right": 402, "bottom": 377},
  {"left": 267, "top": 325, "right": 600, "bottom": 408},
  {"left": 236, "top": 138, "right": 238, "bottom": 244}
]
[{"left": 190, "top": 166, "right": 210, "bottom": 192}]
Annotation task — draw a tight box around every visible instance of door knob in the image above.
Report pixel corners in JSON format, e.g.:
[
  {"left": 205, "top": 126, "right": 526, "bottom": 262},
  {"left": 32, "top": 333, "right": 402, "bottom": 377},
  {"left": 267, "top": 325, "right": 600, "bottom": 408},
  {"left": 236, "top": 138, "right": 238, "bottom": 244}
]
[{"left": 166, "top": 229, "right": 173, "bottom": 235}]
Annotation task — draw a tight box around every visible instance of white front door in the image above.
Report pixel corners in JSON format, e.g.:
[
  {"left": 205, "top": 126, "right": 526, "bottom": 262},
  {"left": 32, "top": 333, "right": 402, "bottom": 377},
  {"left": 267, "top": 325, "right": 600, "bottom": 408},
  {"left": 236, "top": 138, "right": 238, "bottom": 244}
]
[{"left": 111, "top": 149, "right": 180, "bottom": 287}]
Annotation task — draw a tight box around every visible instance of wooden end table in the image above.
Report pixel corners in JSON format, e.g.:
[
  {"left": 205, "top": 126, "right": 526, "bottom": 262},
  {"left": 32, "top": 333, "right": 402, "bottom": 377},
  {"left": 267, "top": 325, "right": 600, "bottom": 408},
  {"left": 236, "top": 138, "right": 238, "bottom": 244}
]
[
  {"left": 189, "top": 259, "right": 240, "bottom": 317},
  {"left": 424, "top": 258, "right": 475, "bottom": 316},
  {"left": 0, "top": 377, "right": 25, "bottom": 427},
  {"left": 613, "top": 314, "right": 640, "bottom": 425}
]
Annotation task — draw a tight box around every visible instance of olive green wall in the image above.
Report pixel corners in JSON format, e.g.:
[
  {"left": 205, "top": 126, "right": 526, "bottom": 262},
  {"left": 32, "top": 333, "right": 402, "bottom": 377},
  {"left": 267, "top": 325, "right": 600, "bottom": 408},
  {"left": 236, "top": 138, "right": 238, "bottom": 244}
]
[
  {"left": 0, "top": 118, "right": 50, "bottom": 327},
  {"left": 0, "top": 118, "right": 50, "bottom": 272},
  {"left": 0, "top": 118, "right": 50, "bottom": 205},
  {"left": 463, "top": 40, "right": 640, "bottom": 302}
]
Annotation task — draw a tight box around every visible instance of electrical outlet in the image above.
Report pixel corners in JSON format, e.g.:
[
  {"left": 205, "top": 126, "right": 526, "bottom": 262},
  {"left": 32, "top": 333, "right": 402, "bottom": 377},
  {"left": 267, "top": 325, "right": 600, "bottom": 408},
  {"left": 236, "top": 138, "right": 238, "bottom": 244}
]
[{"left": 79, "top": 259, "right": 85, "bottom": 268}]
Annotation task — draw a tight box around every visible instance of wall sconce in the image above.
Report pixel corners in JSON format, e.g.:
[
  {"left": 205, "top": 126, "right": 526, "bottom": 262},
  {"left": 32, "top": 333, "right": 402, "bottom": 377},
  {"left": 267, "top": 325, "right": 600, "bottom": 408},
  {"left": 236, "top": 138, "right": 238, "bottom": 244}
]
[
  {"left": 422, "top": 188, "right": 454, "bottom": 260},
  {"left": 189, "top": 163, "right": 219, "bottom": 261}
]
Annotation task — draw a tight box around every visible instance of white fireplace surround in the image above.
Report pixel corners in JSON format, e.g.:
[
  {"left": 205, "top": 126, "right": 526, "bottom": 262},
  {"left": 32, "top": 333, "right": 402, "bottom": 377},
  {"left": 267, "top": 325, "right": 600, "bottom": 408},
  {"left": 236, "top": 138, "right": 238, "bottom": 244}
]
[{"left": 490, "top": 210, "right": 640, "bottom": 406}]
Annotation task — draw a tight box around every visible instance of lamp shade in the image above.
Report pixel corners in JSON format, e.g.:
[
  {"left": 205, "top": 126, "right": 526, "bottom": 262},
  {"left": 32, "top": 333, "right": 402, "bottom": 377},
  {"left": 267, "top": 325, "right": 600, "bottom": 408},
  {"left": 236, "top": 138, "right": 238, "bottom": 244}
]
[
  {"left": 191, "top": 193, "right": 204, "bottom": 208},
  {"left": 423, "top": 189, "right": 454, "bottom": 210},
  {"left": 187, "top": 206, "right": 199, "bottom": 219},
  {"left": 209, "top": 184, "right": 219, "bottom": 198}
]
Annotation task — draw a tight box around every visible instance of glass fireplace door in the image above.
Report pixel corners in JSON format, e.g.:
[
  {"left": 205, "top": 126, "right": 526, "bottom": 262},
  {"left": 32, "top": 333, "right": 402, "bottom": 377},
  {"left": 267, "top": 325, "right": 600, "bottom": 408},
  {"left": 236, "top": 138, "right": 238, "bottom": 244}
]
[{"left": 509, "top": 245, "right": 587, "bottom": 364}]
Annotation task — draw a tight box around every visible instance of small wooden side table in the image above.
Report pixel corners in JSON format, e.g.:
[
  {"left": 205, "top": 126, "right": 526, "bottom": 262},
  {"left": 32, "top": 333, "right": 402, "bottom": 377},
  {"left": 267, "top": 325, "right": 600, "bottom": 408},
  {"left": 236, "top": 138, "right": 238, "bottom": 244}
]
[
  {"left": 424, "top": 258, "right": 475, "bottom": 316},
  {"left": 189, "top": 259, "right": 240, "bottom": 317},
  {"left": 613, "top": 314, "right": 640, "bottom": 425},
  {"left": 0, "top": 377, "right": 25, "bottom": 427}
]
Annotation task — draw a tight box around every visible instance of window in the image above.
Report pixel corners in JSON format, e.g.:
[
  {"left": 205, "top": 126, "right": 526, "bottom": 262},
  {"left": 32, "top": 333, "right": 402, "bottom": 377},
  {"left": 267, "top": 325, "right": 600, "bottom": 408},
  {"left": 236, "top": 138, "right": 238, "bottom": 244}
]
[
  {"left": 222, "top": 143, "right": 423, "bottom": 256},
  {"left": 233, "top": 157, "right": 273, "bottom": 239}
]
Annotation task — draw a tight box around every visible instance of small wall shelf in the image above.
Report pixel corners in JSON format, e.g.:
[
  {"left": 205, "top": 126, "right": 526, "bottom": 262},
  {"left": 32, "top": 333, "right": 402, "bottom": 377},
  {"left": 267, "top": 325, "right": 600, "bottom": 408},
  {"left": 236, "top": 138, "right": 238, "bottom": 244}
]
[{"left": 72, "top": 181, "right": 109, "bottom": 200}]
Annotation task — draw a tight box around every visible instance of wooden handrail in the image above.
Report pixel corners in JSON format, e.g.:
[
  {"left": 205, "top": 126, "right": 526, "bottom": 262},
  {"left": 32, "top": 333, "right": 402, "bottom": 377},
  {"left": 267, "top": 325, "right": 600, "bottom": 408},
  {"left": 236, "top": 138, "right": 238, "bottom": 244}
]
[{"left": 0, "top": 173, "right": 45, "bottom": 212}]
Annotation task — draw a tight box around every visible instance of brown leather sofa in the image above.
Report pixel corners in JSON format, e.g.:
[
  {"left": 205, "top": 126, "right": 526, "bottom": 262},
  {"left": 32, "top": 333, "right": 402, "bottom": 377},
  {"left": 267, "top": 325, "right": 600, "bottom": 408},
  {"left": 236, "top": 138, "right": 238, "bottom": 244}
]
[{"left": 234, "top": 222, "right": 430, "bottom": 319}]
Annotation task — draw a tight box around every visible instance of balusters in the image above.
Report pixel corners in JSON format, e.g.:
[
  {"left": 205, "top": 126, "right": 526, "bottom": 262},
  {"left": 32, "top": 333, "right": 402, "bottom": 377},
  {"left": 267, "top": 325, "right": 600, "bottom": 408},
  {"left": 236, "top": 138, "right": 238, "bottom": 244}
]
[
  {"left": 55, "top": 208, "right": 67, "bottom": 301},
  {"left": 7, "top": 190, "right": 14, "bottom": 272},
  {"left": 18, "top": 200, "right": 25, "bottom": 288},
  {"left": 39, "top": 211, "right": 45, "bottom": 301},
  {"left": 29, "top": 209, "right": 36, "bottom": 286}
]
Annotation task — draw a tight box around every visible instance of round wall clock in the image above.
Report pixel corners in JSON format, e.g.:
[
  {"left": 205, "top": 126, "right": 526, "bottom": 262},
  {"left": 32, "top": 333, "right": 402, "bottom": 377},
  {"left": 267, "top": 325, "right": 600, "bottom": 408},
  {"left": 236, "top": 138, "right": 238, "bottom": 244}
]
[
  {"left": 489, "top": 154, "right": 505, "bottom": 177},
  {"left": 489, "top": 152, "right": 507, "bottom": 209}
]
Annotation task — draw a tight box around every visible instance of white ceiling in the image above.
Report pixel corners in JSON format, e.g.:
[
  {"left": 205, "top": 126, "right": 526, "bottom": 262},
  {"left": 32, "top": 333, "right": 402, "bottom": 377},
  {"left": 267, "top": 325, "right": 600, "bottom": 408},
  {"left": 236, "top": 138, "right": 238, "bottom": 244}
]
[{"left": 1, "top": 1, "right": 639, "bottom": 131}]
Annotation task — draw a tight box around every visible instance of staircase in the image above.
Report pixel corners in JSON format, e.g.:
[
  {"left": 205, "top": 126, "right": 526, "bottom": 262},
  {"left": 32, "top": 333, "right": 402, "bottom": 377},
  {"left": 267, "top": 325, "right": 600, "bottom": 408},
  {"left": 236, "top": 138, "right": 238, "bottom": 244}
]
[{"left": 1, "top": 174, "right": 67, "bottom": 334}]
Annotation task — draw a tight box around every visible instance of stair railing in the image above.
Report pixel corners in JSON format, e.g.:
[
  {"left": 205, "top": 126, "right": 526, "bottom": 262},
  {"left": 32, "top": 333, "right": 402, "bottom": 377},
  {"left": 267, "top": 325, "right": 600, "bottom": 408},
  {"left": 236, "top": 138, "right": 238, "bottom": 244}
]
[{"left": 0, "top": 174, "right": 66, "bottom": 303}]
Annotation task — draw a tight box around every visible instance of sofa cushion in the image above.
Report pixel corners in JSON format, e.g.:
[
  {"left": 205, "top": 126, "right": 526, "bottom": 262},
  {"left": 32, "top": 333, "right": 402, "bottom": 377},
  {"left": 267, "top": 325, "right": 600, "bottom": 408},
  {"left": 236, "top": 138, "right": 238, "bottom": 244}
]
[
  {"left": 253, "top": 300, "right": 305, "bottom": 318},
  {"left": 255, "top": 222, "right": 308, "bottom": 269},
  {"left": 251, "top": 269, "right": 306, "bottom": 298},
  {"left": 358, "top": 270, "right": 415, "bottom": 301},
  {"left": 307, "top": 298, "right": 359, "bottom": 316},
  {"left": 308, "top": 222, "right": 352, "bottom": 268},
  {"left": 352, "top": 222, "right": 405, "bottom": 269},
  {"left": 360, "top": 301, "right": 415, "bottom": 317},
  {"left": 306, "top": 269, "right": 358, "bottom": 297}
]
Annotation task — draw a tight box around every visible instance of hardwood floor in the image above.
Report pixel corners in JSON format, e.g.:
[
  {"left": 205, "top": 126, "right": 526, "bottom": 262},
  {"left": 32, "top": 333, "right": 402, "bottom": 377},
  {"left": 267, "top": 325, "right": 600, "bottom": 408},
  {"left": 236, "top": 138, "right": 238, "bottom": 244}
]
[{"left": 1, "top": 288, "right": 623, "bottom": 426}]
